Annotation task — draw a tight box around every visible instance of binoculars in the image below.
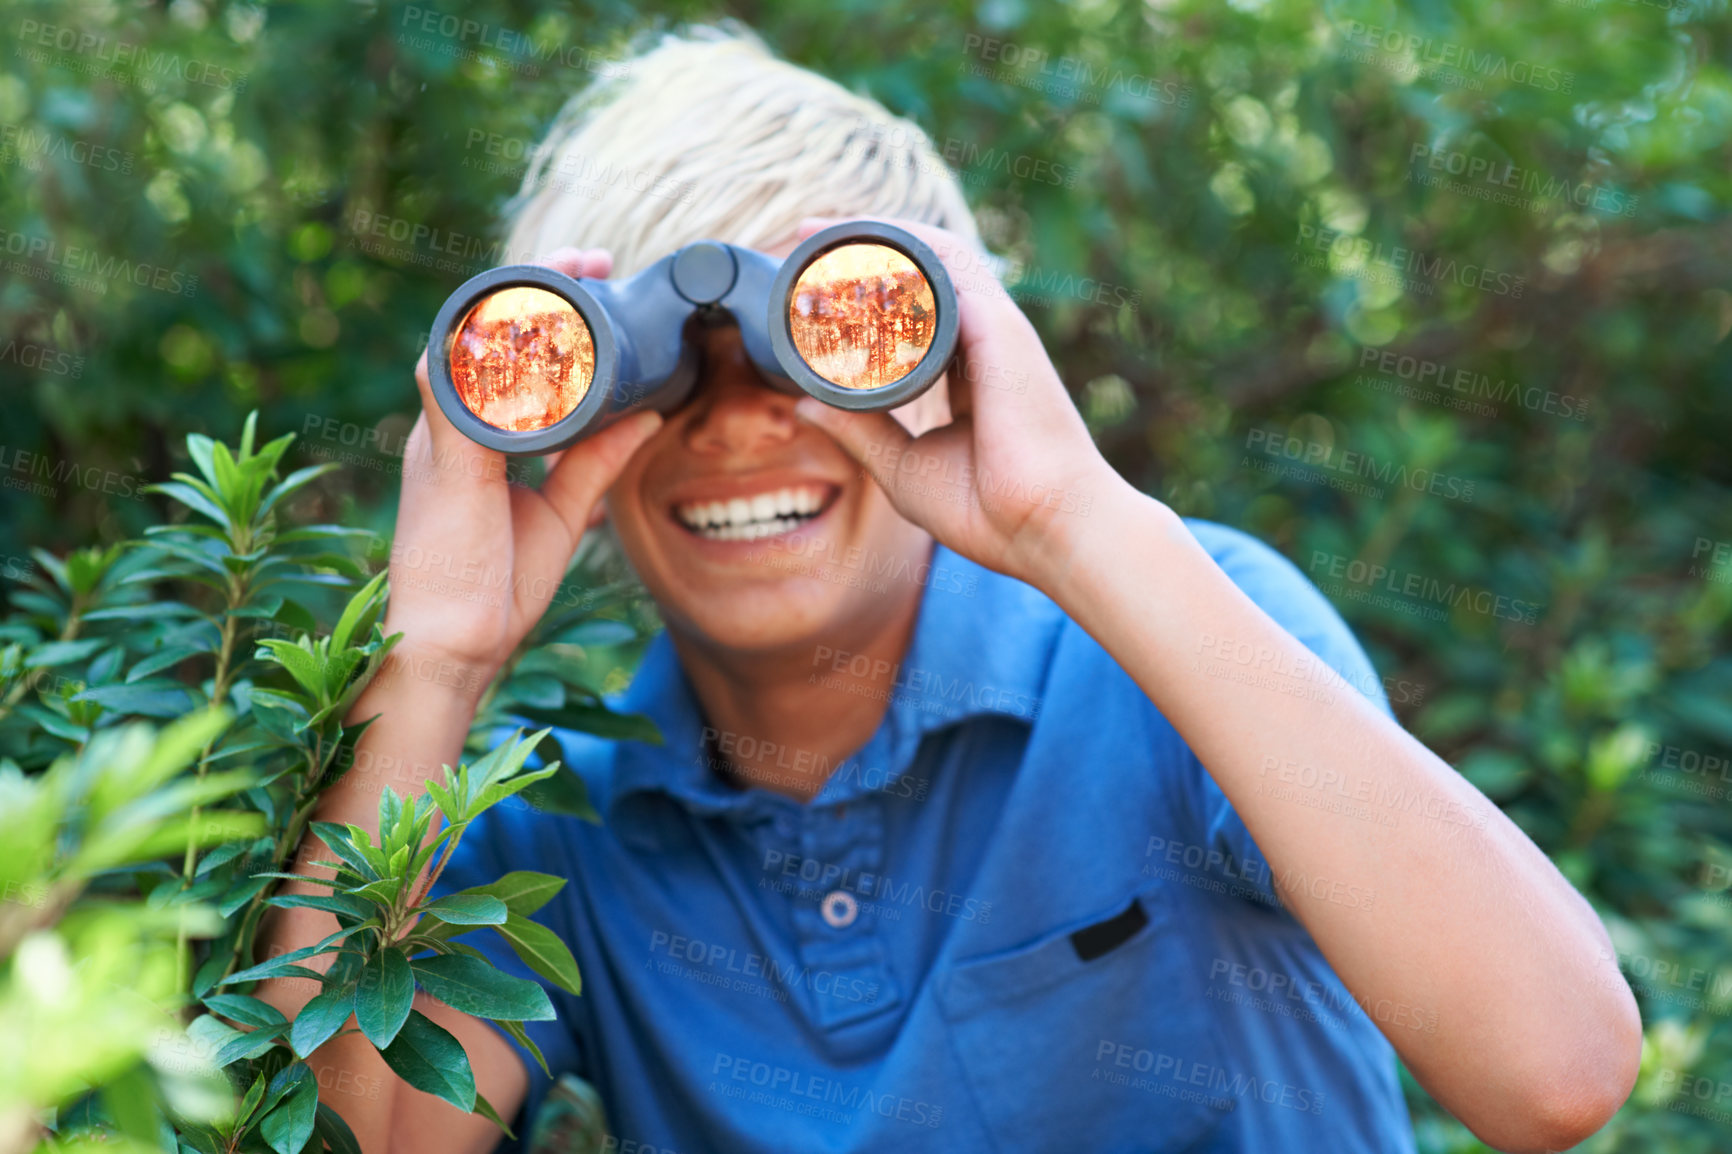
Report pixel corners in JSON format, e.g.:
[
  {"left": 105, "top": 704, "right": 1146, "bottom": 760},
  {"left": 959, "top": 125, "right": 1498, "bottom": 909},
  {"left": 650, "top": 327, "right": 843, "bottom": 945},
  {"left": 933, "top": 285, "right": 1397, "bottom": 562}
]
[{"left": 426, "top": 221, "right": 959, "bottom": 455}]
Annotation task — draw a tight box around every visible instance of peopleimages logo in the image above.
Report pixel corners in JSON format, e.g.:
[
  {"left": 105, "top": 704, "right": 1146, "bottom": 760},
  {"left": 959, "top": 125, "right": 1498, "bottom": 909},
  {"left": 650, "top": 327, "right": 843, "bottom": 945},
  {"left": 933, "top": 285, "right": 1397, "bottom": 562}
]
[
  {"left": 761, "top": 849, "right": 993, "bottom": 924},
  {"left": 959, "top": 34, "right": 1193, "bottom": 107},
  {"left": 1337, "top": 22, "right": 1574, "bottom": 93},
  {"left": 1308, "top": 551, "right": 1542, "bottom": 625},
  {"left": 1093, "top": 1041, "right": 1326, "bottom": 1115},
  {"left": 1294, "top": 224, "right": 1527, "bottom": 298},
  {"left": 16, "top": 19, "right": 250, "bottom": 92},
  {"left": 0, "top": 229, "right": 198, "bottom": 297},
  {"left": 1408, "top": 144, "right": 1639, "bottom": 218},
  {"left": 0, "top": 339, "right": 84, "bottom": 379},
  {"left": 0, "top": 125, "right": 135, "bottom": 173},
  {"left": 709, "top": 1054, "right": 944, "bottom": 1128},
  {"left": 1244, "top": 427, "right": 1478, "bottom": 503},
  {"left": 940, "top": 138, "right": 1080, "bottom": 188},
  {"left": 1354, "top": 346, "right": 1591, "bottom": 423}
]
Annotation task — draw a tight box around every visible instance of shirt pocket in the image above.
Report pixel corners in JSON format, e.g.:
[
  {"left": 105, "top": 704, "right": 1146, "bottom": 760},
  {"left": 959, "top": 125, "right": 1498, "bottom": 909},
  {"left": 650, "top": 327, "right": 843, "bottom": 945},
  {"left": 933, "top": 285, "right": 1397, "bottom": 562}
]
[{"left": 932, "top": 882, "right": 1232, "bottom": 1153}]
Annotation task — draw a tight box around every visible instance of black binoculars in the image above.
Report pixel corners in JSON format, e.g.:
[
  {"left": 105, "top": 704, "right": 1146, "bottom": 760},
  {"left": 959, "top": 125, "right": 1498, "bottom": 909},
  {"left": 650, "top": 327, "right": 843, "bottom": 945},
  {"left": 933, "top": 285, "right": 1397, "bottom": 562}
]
[{"left": 426, "top": 221, "right": 959, "bottom": 455}]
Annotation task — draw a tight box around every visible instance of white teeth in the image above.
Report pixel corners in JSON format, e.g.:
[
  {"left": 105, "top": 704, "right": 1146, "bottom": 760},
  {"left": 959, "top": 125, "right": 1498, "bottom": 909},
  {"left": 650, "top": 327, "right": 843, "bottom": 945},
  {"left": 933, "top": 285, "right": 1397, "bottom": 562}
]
[{"left": 673, "top": 486, "right": 831, "bottom": 539}]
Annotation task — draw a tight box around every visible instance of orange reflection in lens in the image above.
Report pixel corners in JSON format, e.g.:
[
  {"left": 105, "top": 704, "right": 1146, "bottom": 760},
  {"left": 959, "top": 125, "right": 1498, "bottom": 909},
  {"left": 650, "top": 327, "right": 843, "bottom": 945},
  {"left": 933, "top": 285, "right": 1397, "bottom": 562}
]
[
  {"left": 448, "top": 287, "right": 595, "bottom": 431},
  {"left": 788, "top": 244, "right": 937, "bottom": 390}
]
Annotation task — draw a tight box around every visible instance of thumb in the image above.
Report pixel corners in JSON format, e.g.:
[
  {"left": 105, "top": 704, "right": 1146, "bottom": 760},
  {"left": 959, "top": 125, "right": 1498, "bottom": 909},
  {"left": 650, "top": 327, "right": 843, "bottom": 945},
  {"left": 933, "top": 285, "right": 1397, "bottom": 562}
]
[
  {"left": 793, "top": 397, "right": 914, "bottom": 496},
  {"left": 537, "top": 409, "right": 663, "bottom": 542}
]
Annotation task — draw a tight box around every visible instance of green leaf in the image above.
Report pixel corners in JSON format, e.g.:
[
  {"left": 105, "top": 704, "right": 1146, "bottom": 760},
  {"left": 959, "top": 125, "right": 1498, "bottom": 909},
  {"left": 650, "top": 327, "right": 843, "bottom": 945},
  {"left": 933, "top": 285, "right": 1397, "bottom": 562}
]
[
  {"left": 355, "top": 947, "right": 414, "bottom": 1048},
  {"left": 237, "top": 1072, "right": 269, "bottom": 1127},
  {"left": 144, "top": 479, "right": 232, "bottom": 529},
  {"left": 122, "top": 810, "right": 270, "bottom": 867},
  {"left": 290, "top": 984, "right": 356, "bottom": 1058},
  {"left": 550, "top": 619, "right": 636, "bottom": 646},
  {"left": 472, "top": 1091, "right": 516, "bottom": 1140},
  {"left": 100, "top": 1064, "right": 160, "bottom": 1144},
  {"left": 258, "top": 1060, "right": 313, "bottom": 1118},
  {"left": 458, "top": 872, "right": 566, "bottom": 919},
  {"left": 186, "top": 432, "right": 219, "bottom": 491},
  {"left": 379, "top": 1011, "right": 476, "bottom": 1112},
  {"left": 212, "top": 1022, "right": 289, "bottom": 1067},
  {"left": 260, "top": 463, "right": 340, "bottom": 517},
  {"left": 492, "top": 914, "right": 581, "bottom": 996},
  {"left": 308, "top": 821, "right": 381, "bottom": 882},
  {"left": 348, "top": 877, "right": 404, "bottom": 910},
  {"left": 72, "top": 680, "right": 199, "bottom": 717},
  {"left": 410, "top": 953, "right": 556, "bottom": 1021},
  {"left": 472, "top": 764, "right": 560, "bottom": 815},
  {"left": 421, "top": 894, "right": 509, "bottom": 926},
  {"left": 259, "top": 639, "right": 327, "bottom": 701},
  {"left": 222, "top": 926, "right": 357, "bottom": 985},
  {"left": 260, "top": 1065, "right": 319, "bottom": 1154},
  {"left": 502, "top": 674, "right": 564, "bottom": 709},
  {"left": 84, "top": 602, "right": 202, "bottom": 622},
  {"left": 202, "top": 993, "right": 288, "bottom": 1030},
  {"left": 265, "top": 893, "right": 375, "bottom": 922},
  {"left": 517, "top": 765, "right": 602, "bottom": 823},
  {"left": 495, "top": 1019, "right": 549, "bottom": 1078},
  {"left": 515, "top": 702, "right": 662, "bottom": 744},
  {"left": 195, "top": 836, "right": 264, "bottom": 877},
  {"left": 36, "top": 713, "right": 90, "bottom": 743},
  {"left": 313, "top": 1102, "right": 363, "bottom": 1154},
  {"left": 330, "top": 570, "right": 388, "bottom": 653},
  {"left": 24, "top": 638, "right": 108, "bottom": 667},
  {"left": 217, "top": 874, "right": 274, "bottom": 918}
]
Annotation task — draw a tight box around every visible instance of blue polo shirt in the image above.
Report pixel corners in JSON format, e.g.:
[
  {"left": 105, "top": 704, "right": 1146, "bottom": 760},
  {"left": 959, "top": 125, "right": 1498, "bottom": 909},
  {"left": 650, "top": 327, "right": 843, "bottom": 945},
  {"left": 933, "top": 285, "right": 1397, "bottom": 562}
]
[{"left": 431, "top": 520, "right": 1417, "bottom": 1153}]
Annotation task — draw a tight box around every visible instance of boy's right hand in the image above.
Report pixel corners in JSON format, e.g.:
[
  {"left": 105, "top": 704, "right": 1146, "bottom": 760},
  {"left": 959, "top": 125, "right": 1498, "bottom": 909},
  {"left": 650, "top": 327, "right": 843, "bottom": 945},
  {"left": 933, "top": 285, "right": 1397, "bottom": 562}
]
[{"left": 391, "top": 247, "right": 662, "bottom": 687}]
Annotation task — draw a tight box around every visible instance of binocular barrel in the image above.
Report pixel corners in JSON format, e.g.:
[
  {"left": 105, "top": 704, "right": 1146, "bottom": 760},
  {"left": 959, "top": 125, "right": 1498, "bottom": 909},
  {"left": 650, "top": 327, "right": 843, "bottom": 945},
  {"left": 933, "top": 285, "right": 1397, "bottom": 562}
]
[{"left": 426, "top": 221, "right": 958, "bottom": 456}]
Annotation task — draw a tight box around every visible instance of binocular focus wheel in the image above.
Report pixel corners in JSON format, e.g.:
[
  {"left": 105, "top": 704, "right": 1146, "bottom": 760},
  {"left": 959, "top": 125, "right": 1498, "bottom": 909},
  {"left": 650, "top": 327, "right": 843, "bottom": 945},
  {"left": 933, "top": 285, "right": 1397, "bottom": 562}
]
[{"left": 671, "top": 243, "right": 738, "bottom": 305}]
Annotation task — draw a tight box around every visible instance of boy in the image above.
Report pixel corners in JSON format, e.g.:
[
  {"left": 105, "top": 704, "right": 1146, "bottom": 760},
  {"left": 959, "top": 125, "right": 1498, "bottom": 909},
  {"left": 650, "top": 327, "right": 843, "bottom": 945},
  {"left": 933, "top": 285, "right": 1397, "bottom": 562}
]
[{"left": 260, "top": 25, "right": 1640, "bottom": 1154}]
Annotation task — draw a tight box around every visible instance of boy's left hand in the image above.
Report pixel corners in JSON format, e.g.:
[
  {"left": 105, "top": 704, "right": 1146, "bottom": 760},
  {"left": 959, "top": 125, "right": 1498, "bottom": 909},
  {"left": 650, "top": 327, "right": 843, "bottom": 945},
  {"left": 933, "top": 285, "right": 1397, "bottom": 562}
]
[{"left": 788, "top": 216, "right": 1132, "bottom": 594}]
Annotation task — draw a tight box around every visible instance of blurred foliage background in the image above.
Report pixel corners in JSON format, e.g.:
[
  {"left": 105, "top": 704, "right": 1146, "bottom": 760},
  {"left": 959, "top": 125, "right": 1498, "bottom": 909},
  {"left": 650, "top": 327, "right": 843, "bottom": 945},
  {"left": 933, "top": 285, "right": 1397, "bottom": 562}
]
[{"left": 3, "top": 0, "right": 1731, "bottom": 1149}]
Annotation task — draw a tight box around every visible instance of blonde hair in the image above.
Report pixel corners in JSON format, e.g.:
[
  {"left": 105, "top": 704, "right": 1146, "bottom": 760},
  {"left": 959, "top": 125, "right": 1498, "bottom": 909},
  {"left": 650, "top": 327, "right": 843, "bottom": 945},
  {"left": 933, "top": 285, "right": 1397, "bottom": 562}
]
[{"left": 501, "top": 23, "right": 980, "bottom": 276}]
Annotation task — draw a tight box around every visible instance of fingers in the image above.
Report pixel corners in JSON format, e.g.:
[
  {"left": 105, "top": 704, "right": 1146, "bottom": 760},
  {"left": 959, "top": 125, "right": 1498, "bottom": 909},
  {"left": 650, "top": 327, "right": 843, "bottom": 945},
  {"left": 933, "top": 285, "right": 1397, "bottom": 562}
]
[
  {"left": 537, "top": 246, "right": 613, "bottom": 280},
  {"left": 410, "top": 349, "right": 506, "bottom": 486},
  {"left": 792, "top": 398, "right": 916, "bottom": 500},
  {"left": 535, "top": 410, "right": 664, "bottom": 547}
]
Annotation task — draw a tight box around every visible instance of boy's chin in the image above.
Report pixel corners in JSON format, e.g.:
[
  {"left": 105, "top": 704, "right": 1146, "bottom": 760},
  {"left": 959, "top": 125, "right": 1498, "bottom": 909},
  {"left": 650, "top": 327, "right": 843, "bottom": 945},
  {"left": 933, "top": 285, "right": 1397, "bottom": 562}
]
[{"left": 668, "top": 580, "right": 880, "bottom": 657}]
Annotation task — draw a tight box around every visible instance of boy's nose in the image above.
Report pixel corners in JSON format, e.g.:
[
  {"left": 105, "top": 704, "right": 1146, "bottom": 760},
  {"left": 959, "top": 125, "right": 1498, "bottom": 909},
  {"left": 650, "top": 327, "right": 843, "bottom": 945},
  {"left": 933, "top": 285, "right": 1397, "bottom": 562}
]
[{"left": 681, "top": 331, "right": 800, "bottom": 456}]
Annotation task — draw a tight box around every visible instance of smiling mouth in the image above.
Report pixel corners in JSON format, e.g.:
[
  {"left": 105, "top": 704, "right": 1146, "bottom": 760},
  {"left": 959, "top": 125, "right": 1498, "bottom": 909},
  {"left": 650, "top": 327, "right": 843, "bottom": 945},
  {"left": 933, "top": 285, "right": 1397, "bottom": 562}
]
[{"left": 672, "top": 484, "right": 839, "bottom": 542}]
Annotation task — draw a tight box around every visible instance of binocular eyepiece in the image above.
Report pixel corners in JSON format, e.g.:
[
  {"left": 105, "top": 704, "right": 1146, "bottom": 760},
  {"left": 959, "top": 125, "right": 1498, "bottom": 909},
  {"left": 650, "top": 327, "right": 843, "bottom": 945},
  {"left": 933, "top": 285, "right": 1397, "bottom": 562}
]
[{"left": 426, "top": 221, "right": 959, "bottom": 455}]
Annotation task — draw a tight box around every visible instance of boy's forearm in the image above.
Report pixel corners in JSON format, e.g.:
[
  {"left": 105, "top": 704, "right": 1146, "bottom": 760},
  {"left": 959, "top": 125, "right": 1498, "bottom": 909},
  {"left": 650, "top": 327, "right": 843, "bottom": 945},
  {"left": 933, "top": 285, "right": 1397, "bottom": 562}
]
[{"left": 1042, "top": 483, "right": 1640, "bottom": 1152}]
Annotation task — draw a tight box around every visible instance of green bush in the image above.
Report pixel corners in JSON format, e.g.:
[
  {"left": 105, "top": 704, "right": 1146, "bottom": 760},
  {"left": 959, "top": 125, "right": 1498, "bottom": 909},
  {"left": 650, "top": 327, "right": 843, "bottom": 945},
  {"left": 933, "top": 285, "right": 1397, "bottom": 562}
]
[
  {"left": 2, "top": 1, "right": 1730, "bottom": 1151},
  {"left": 0, "top": 416, "right": 647, "bottom": 1153}
]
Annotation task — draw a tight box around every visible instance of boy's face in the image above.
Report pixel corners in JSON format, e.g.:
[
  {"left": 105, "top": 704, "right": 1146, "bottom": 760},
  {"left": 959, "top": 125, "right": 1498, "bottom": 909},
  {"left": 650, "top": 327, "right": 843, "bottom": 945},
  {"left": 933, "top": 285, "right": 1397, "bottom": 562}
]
[{"left": 603, "top": 237, "right": 945, "bottom": 656}]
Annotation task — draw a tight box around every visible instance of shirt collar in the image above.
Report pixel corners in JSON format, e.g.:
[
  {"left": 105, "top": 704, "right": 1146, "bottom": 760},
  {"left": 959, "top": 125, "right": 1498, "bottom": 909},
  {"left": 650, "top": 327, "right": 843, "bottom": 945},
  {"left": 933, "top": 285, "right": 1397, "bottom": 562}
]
[{"left": 603, "top": 543, "right": 1065, "bottom": 826}]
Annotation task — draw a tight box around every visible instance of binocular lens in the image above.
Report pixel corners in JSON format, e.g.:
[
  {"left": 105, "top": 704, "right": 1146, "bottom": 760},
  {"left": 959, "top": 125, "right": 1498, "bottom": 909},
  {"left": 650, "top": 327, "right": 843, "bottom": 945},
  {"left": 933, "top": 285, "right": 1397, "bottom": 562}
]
[
  {"left": 449, "top": 286, "right": 597, "bottom": 432},
  {"left": 788, "top": 243, "right": 937, "bottom": 391}
]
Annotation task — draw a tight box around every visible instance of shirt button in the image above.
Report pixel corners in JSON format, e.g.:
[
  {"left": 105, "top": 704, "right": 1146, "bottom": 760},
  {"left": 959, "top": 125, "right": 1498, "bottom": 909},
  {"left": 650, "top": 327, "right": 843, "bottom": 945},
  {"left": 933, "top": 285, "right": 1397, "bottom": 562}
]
[{"left": 820, "top": 890, "right": 859, "bottom": 929}]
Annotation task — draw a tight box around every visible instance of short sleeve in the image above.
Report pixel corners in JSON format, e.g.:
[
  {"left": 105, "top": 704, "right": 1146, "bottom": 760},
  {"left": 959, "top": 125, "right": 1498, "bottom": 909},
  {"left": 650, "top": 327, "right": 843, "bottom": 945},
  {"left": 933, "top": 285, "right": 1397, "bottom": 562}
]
[
  {"left": 424, "top": 732, "right": 587, "bottom": 1153},
  {"left": 1174, "top": 519, "right": 1396, "bottom": 912}
]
